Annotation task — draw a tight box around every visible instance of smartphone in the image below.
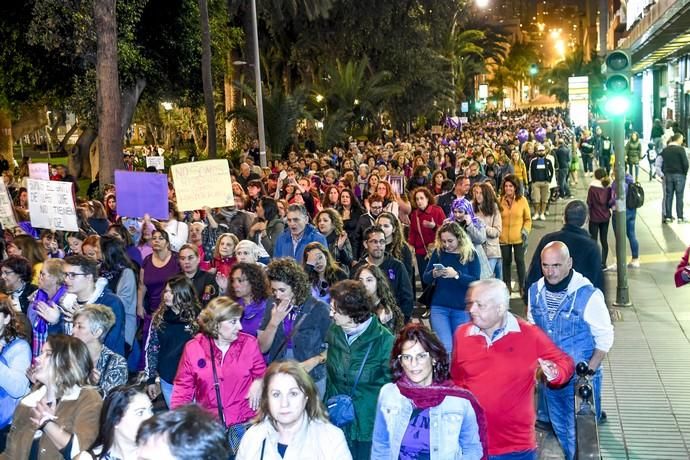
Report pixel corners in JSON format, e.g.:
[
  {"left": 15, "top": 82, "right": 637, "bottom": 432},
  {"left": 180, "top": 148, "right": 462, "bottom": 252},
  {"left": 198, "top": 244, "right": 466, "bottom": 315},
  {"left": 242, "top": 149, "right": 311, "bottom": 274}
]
[
  {"left": 433, "top": 264, "right": 446, "bottom": 270},
  {"left": 279, "top": 170, "right": 288, "bottom": 180}
]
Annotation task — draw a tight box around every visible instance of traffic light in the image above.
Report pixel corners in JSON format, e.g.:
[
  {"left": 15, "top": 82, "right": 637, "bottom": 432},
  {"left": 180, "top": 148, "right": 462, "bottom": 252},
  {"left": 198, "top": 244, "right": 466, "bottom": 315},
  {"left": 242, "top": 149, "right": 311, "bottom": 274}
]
[
  {"left": 603, "top": 50, "right": 631, "bottom": 116},
  {"left": 529, "top": 64, "right": 538, "bottom": 76}
]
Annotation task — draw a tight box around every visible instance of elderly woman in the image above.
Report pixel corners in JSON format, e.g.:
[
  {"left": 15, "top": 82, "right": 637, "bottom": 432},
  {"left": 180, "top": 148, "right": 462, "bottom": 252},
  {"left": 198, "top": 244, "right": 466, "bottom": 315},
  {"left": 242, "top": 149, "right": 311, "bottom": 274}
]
[
  {"left": 171, "top": 296, "right": 266, "bottom": 427},
  {"left": 237, "top": 361, "right": 352, "bottom": 460},
  {"left": 0, "top": 335, "right": 102, "bottom": 460},
  {"left": 26, "top": 259, "right": 73, "bottom": 360},
  {"left": 145, "top": 275, "right": 200, "bottom": 407},
  {"left": 259, "top": 258, "right": 331, "bottom": 395},
  {"left": 0, "top": 294, "right": 32, "bottom": 451},
  {"left": 1, "top": 256, "right": 37, "bottom": 314},
  {"left": 235, "top": 239, "right": 269, "bottom": 266},
  {"left": 325, "top": 280, "right": 394, "bottom": 459},
  {"left": 72, "top": 304, "right": 128, "bottom": 396},
  {"left": 371, "top": 323, "right": 487, "bottom": 459},
  {"left": 228, "top": 262, "right": 270, "bottom": 337}
]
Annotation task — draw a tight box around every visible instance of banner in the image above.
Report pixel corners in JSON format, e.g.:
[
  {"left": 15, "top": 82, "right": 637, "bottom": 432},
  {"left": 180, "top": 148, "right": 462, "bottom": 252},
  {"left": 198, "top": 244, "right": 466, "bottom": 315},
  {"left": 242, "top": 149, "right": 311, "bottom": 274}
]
[
  {"left": 0, "top": 182, "right": 17, "bottom": 228},
  {"left": 146, "top": 156, "right": 165, "bottom": 170},
  {"left": 27, "top": 179, "right": 78, "bottom": 231},
  {"left": 114, "top": 170, "right": 168, "bottom": 219},
  {"left": 28, "top": 163, "right": 50, "bottom": 180},
  {"left": 568, "top": 76, "right": 589, "bottom": 129},
  {"left": 171, "top": 159, "right": 234, "bottom": 211}
]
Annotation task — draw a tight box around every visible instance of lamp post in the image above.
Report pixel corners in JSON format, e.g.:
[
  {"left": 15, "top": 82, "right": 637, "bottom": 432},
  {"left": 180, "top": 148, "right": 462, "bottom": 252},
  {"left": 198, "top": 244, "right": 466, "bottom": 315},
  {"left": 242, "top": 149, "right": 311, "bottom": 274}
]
[{"left": 250, "top": 0, "right": 267, "bottom": 167}]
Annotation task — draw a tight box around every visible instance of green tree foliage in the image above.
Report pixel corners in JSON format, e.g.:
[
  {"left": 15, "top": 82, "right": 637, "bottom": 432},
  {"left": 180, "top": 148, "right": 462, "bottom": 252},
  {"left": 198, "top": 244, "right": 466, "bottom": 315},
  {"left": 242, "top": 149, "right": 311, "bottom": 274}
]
[{"left": 541, "top": 47, "right": 603, "bottom": 104}]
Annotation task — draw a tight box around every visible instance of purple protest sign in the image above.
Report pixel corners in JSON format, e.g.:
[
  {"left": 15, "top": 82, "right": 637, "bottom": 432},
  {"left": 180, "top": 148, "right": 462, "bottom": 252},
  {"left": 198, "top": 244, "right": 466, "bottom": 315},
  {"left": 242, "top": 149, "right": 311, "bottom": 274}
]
[{"left": 114, "top": 170, "right": 168, "bottom": 219}]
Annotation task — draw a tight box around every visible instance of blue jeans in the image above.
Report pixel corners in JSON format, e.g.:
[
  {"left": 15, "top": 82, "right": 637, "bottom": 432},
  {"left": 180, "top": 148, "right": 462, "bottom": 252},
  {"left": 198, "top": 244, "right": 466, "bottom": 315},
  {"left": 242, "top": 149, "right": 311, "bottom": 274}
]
[
  {"left": 538, "top": 371, "right": 602, "bottom": 460},
  {"left": 557, "top": 168, "right": 570, "bottom": 197},
  {"left": 489, "top": 449, "right": 537, "bottom": 460},
  {"left": 430, "top": 305, "right": 469, "bottom": 356},
  {"left": 160, "top": 378, "right": 173, "bottom": 408},
  {"left": 582, "top": 154, "right": 593, "bottom": 173},
  {"left": 488, "top": 257, "right": 502, "bottom": 280},
  {"left": 664, "top": 173, "right": 686, "bottom": 219},
  {"left": 612, "top": 208, "right": 639, "bottom": 258}
]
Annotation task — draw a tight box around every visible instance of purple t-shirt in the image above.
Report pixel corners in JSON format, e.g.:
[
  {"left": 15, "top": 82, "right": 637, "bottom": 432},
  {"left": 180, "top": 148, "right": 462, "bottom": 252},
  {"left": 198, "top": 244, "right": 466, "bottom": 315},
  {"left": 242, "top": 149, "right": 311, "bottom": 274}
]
[
  {"left": 283, "top": 309, "right": 298, "bottom": 349},
  {"left": 399, "top": 407, "right": 431, "bottom": 460},
  {"left": 240, "top": 298, "right": 268, "bottom": 337},
  {"left": 142, "top": 254, "right": 181, "bottom": 313}
]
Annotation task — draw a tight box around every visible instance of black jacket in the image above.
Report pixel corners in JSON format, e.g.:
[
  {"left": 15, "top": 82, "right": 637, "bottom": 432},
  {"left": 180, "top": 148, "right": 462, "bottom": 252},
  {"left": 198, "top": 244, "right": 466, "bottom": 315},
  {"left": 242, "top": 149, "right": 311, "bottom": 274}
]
[
  {"left": 436, "top": 191, "right": 465, "bottom": 218},
  {"left": 660, "top": 144, "right": 689, "bottom": 175},
  {"left": 528, "top": 155, "right": 554, "bottom": 183},
  {"left": 524, "top": 224, "right": 604, "bottom": 295}
]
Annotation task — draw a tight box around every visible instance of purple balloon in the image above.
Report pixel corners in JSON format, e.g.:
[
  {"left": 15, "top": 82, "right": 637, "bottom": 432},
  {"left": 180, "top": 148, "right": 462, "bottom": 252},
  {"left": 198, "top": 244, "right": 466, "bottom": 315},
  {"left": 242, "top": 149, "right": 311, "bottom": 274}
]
[
  {"left": 535, "top": 127, "right": 546, "bottom": 142},
  {"left": 517, "top": 129, "right": 529, "bottom": 143}
]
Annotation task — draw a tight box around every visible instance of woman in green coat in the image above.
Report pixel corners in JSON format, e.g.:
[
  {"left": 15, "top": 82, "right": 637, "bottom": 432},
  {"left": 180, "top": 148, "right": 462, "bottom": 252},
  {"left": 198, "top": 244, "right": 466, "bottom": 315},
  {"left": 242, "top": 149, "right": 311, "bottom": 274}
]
[
  {"left": 625, "top": 131, "right": 642, "bottom": 181},
  {"left": 325, "top": 280, "right": 394, "bottom": 460}
]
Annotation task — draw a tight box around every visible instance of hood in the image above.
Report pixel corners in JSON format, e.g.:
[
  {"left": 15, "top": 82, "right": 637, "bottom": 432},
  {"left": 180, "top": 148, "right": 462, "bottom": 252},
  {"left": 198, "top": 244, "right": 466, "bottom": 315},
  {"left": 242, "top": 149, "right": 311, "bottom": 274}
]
[
  {"left": 87, "top": 277, "right": 109, "bottom": 303},
  {"left": 589, "top": 179, "right": 604, "bottom": 188},
  {"left": 535, "top": 270, "right": 593, "bottom": 296}
]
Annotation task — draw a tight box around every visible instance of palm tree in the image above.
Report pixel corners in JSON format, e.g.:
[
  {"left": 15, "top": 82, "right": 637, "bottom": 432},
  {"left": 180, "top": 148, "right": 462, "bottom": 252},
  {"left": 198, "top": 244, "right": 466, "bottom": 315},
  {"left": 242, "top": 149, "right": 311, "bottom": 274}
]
[{"left": 542, "top": 47, "right": 603, "bottom": 103}]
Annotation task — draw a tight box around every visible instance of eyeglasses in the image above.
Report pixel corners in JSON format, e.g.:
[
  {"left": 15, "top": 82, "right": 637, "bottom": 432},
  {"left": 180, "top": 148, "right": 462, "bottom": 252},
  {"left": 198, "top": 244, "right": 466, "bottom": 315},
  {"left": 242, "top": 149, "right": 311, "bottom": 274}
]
[
  {"left": 398, "top": 352, "right": 430, "bottom": 365},
  {"left": 0, "top": 270, "right": 15, "bottom": 277},
  {"left": 63, "top": 272, "right": 89, "bottom": 280}
]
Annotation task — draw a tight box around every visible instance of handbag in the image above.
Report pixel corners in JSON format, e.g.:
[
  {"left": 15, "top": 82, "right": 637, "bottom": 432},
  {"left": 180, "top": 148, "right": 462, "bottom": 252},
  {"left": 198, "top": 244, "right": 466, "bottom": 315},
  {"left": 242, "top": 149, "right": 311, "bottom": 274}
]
[
  {"left": 209, "top": 337, "right": 250, "bottom": 456},
  {"left": 415, "top": 213, "right": 432, "bottom": 259},
  {"left": 417, "top": 281, "right": 436, "bottom": 307},
  {"left": 326, "top": 342, "right": 374, "bottom": 427}
]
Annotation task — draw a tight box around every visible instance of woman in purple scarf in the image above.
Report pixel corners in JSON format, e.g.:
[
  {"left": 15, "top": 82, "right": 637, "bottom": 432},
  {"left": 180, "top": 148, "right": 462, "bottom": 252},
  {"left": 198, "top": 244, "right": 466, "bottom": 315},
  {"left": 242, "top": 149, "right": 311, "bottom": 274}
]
[
  {"left": 372, "top": 323, "right": 488, "bottom": 460},
  {"left": 26, "top": 259, "right": 72, "bottom": 362}
]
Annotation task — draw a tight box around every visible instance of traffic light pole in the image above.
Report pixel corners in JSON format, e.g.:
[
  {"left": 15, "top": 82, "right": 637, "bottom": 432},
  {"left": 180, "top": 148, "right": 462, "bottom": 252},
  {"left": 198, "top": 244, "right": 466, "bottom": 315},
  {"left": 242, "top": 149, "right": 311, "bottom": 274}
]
[{"left": 612, "top": 115, "right": 631, "bottom": 307}]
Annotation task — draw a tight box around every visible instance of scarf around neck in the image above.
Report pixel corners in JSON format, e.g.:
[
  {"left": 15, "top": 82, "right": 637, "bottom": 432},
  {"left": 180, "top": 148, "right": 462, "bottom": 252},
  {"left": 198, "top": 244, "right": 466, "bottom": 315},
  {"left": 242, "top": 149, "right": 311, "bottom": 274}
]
[{"left": 396, "top": 376, "right": 489, "bottom": 460}]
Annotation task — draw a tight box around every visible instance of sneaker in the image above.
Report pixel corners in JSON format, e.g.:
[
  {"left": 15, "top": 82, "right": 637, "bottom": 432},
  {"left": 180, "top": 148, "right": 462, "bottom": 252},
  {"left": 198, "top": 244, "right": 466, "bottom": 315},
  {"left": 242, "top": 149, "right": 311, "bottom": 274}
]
[
  {"left": 604, "top": 264, "right": 617, "bottom": 272},
  {"left": 628, "top": 259, "right": 640, "bottom": 268},
  {"left": 679, "top": 218, "right": 688, "bottom": 223},
  {"left": 599, "top": 411, "right": 608, "bottom": 424},
  {"left": 540, "top": 213, "right": 546, "bottom": 221}
]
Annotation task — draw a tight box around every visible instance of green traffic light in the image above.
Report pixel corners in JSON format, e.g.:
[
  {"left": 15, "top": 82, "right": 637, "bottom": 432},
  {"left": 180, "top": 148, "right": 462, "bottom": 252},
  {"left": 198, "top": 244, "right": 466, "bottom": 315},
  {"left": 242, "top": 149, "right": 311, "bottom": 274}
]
[
  {"left": 529, "top": 65, "right": 538, "bottom": 76},
  {"left": 604, "top": 95, "right": 630, "bottom": 116}
]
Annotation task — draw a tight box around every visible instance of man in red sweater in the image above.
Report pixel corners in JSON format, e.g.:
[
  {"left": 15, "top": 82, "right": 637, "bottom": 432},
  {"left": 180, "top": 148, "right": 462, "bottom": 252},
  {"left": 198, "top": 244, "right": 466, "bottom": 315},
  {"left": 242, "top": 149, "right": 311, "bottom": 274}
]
[{"left": 451, "top": 278, "right": 574, "bottom": 460}]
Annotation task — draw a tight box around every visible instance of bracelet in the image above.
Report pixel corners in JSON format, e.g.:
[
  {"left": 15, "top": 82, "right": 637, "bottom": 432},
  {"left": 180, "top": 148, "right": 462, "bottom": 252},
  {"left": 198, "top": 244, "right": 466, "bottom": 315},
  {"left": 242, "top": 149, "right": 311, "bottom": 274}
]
[{"left": 38, "top": 418, "right": 56, "bottom": 431}]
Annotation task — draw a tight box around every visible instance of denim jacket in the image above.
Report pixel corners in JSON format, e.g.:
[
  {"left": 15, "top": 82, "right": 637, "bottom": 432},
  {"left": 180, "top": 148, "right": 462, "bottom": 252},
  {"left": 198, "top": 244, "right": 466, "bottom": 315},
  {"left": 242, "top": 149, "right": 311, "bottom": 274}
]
[{"left": 371, "top": 383, "right": 484, "bottom": 460}]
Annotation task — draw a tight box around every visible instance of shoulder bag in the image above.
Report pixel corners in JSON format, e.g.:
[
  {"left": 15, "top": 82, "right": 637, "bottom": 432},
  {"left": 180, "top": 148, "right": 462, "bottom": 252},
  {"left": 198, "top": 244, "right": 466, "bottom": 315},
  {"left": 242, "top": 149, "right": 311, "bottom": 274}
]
[
  {"left": 209, "top": 336, "right": 250, "bottom": 456},
  {"left": 326, "top": 342, "right": 374, "bottom": 427}
]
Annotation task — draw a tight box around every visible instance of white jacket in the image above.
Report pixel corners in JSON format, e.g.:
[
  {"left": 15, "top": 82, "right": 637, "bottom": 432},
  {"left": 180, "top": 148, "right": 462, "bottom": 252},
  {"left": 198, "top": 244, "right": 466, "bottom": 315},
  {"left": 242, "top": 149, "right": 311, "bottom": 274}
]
[{"left": 236, "top": 416, "right": 352, "bottom": 460}]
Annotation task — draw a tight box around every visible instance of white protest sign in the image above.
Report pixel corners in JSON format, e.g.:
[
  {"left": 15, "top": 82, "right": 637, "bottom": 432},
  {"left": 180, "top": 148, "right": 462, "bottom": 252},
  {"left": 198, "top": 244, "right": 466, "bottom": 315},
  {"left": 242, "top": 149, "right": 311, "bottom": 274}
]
[
  {"left": 29, "top": 163, "right": 50, "bottom": 180},
  {"left": 146, "top": 156, "right": 165, "bottom": 170},
  {"left": 0, "top": 182, "right": 17, "bottom": 228},
  {"left": 171, "top": 159, "right": 235, "bottom": 211},
  {"left": 27, "top": 179, "right": 78, "bottom": 231}
]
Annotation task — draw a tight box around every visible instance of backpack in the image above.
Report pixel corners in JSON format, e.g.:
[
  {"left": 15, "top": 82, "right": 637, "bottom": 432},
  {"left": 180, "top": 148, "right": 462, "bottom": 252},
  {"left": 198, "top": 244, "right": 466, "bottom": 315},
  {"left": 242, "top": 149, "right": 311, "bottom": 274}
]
[{"left": 626, "top": 181, "right": 645, "bottom": 209}]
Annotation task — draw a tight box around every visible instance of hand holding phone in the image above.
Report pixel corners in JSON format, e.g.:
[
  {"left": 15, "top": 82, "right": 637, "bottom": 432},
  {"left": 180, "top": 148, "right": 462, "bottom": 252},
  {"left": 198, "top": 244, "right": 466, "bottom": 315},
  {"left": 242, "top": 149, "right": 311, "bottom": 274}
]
[{"left": 432, "top": 264, "right": 446, "bottom": 270}]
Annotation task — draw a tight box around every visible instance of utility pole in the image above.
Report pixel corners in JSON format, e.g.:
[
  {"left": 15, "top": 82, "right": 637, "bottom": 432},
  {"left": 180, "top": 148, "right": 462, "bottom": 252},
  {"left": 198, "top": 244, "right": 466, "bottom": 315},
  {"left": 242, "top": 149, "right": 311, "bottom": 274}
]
[
  {"left": 611, "top": 115, "right": 630, "bottom": 306},
  {"left": 250, "top": 0, "right": 267, "bottom": 168}
]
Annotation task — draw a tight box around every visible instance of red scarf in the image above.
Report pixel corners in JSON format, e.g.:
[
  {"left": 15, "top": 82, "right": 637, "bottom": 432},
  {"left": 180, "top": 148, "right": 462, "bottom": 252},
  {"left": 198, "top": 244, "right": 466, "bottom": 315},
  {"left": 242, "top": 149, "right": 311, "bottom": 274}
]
[{"left": 396, "top": 376, "right": 489, "bottom": 460}]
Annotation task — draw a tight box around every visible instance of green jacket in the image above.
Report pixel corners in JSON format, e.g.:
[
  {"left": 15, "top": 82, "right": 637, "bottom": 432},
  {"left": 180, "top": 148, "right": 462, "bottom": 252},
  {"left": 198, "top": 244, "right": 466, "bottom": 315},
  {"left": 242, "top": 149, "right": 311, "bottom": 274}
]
[
  {"left": 324, "top": 316, "right": 394, "bottom": 443},
  {"left": 625, "top": 139, "right": 642, "bottom": 164}
]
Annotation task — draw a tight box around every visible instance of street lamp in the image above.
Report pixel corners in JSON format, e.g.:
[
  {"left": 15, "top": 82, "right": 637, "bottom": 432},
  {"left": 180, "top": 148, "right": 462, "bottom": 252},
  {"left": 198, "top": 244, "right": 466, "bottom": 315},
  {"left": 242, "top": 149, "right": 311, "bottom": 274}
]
[
  {"left": 475, "top": 0, "right": 489, "bottom": 8},
  {"left": 250, "top": 0, "right": 267, "bottom": 167}
]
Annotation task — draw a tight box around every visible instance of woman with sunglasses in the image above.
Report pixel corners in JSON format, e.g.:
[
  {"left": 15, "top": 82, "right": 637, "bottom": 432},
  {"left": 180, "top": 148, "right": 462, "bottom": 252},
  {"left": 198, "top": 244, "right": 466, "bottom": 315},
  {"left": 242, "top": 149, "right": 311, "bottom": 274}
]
[{"left": 371, "top": 323, "right": 487, "bottom": 460}]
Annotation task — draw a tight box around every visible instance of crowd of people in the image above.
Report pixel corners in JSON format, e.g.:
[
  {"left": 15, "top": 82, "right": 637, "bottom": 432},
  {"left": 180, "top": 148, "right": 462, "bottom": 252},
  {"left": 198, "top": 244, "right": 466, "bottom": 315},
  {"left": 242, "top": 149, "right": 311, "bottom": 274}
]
[{"left": 7, "top": 106, "right": 679, "bottom": 459}]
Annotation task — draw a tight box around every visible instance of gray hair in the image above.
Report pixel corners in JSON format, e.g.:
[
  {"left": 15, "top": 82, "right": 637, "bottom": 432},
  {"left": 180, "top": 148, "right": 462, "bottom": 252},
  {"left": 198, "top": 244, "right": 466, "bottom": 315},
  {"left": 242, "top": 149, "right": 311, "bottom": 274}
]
[
  {"left": 469, "top": 278, "right": 510, "bottom": 313},
  {"left": 286, "top": 203, "right": 308, "bottom": 218},
  {"left": 73, "top": 304, "right": 116, "bottom": 343}
]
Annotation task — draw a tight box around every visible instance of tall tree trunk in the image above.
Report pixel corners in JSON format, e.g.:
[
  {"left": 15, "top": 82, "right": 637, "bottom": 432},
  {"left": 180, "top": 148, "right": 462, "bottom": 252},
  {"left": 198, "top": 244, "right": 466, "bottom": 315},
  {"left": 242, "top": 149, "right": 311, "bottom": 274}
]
[
  {"left": 94, "top": 0, "right": 122, "bottom": 187},
  {"left": 198, "top": 0, "right": 216, "bottom": 158},
  {"left": 58, "top": 123, "right": 79, "bottom": 153},
  {"left": 0, "top": 108, "right": 12, "bottom": 164},
  {"left": 120, "top": 77, "right": 147, "bottom": 138},
  {"left": 70, "top": 128, "right": 97, "bottom": 179}
]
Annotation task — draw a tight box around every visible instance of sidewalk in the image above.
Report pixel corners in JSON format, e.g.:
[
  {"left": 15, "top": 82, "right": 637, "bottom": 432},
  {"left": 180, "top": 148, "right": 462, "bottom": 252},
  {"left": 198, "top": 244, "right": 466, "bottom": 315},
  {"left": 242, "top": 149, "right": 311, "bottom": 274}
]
[{"left": 520, "top": 167, "right": 690, "bottom": 459}]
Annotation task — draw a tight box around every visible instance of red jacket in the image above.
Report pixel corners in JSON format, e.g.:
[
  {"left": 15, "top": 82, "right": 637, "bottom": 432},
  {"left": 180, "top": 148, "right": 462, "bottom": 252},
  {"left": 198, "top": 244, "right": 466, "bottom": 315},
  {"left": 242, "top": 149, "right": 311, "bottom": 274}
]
[
  {"left": 451, "top": 316, "right": 574, "bottom": 456},
  {"left": 675, "top": 246, "right": 690, "bottom": 288},
  {"left": 408, "top": 205, "right": 446, "bottom": 255},
  {"left": 172, "top": 332, "right": 266, "bottom": 424}
]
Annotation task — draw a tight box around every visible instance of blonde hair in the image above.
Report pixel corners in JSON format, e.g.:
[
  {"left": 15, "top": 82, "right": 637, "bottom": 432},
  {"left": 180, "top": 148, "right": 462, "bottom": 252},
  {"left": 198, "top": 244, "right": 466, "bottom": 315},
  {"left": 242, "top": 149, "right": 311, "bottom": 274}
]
[
  {"left": 435, "top": 222, "right": 475, "bottom": 264},
  {"left": 42, "top": 258, "right": 66, "bottom": 284},
  {"left": 198, "top": 297, "right": 243, "bottom": 338},
  {"left": 73, "top": 304, "right": 116, "bottom": 343},
  {"left": 213, "top": 233, "right": 239, "bottom": 259}
]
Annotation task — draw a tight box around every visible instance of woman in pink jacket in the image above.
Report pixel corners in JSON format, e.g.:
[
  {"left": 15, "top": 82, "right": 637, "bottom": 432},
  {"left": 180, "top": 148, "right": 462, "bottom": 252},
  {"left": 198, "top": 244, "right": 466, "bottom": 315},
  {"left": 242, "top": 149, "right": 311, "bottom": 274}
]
[{"left": 171, "top": 296, "right": 266, "bottom": 426}]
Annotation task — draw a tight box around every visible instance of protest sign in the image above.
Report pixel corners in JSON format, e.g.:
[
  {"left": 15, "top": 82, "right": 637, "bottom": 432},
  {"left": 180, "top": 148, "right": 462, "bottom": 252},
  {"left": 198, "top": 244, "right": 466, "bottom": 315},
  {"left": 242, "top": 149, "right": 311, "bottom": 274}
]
[
  {"left": 171, "top": 159, "right": 234, "bottom": 211},
  {"left": 146, "top": 156, "right": 165, "bottom": 170},
  {"left": 0, "top": 182, "right": 17, "bottom": 228},
  {"left": 29, "top": 163, "right": 50, "bottom": 180},
  {"left": 27, "top": 179, "right": 78, "bottom": 231},
  {"left": 389, "top": 175, "right": 404, "bottom": 196},
  {"left": 114, "top": 170, "right": 168, "bottom": 219}
]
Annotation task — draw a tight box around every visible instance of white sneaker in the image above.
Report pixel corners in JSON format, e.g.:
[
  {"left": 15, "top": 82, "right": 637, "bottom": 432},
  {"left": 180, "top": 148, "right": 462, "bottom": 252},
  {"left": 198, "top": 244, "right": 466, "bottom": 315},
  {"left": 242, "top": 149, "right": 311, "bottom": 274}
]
[
  {"left": 539, "top": 213, "right": 546, "bottom": 221},
  {"left": 627, "top": 259, "right": 640, "bottom": 268},
  {"left": 604, "top": 264, "right": 617, "bottom": 272}
]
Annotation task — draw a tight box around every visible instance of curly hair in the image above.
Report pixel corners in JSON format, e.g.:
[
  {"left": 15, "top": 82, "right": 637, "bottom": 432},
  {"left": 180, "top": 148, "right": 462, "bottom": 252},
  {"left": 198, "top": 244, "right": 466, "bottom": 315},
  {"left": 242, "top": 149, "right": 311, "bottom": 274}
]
[
  {"left": 0, "top": 293, "right": 28, "bottom": 341},
  {"left": 152, "top": 274, "right": 201, "bottom": 333},
  {"left": 266, "top": 258, "right": 310, "bottom": 305},
  {"left": 410, "top": 186, "right": 436, "bottom": 209},
  {"left": 434, "top": 221, "right": 475, "bottom": 264},
  {"left": 353, "top": 264, "right": 403, "bottom": 333},
  {"left": 228, "top": 263, "right": 270, "bottom": 304},
  {"left": 315, "top": 208, "right": 344, "bottom": 235},
  {"left": 329, "top": 280, "right": 372, "bottom": 324},
  {"left": 390, "top": 323, "right": 450, "bottom": 384}
]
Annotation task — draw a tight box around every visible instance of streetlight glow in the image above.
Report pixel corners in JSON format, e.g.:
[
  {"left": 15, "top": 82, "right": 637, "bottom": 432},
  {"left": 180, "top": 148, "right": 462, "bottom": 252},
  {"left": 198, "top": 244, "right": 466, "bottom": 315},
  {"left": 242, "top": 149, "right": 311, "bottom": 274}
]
[
  {"left": 475, "top": 0, "right": 489, "bottom": 8},
  {"left": 315, "top": 94, "right": 324, "bottom": 103}
]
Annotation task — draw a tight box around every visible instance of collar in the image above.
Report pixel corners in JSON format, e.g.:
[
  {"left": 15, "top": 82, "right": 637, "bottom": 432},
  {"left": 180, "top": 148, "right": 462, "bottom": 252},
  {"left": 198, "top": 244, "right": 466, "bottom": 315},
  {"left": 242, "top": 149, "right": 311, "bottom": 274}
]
[
  {"left": 22, "top": 385, "right": 83, "bottom": 408},
  {"left": 544, "top": 270, "right": 574, "bottom": 292},
  {"left": 468, "top": 312, "right": 520, "bottom": 345}
]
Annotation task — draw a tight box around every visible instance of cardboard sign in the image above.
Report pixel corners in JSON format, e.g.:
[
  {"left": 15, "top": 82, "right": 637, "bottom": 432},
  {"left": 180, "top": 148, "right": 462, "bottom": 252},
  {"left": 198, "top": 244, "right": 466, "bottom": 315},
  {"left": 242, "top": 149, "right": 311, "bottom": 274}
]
[
  {"left": 27, "top": 179, "right": 78, "bottom": 231},
  {"left": 431, "top": 125, "right": 442, "bottom": 135},
  {"left": 0, "top": 182, "right": 17, "bottom": 228},
  {"left": 146, "top": 156, "right": 165, "bottom": 170},
  {"left": 28, "top": 163, "right": 50, "bottom": 180},
  {"left": 114, "top": 170, "right": 168, "bottom": 219},
  {"left": 171, "top": 159, "right": 234, "bottom": 211}
]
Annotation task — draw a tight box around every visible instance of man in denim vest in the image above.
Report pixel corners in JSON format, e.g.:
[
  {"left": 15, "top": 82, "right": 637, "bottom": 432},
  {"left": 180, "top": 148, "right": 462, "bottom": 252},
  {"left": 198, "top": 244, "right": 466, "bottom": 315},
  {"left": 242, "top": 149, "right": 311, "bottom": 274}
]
[{"left": 527, "top": 242, "right": 614, "bottom": 460}]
